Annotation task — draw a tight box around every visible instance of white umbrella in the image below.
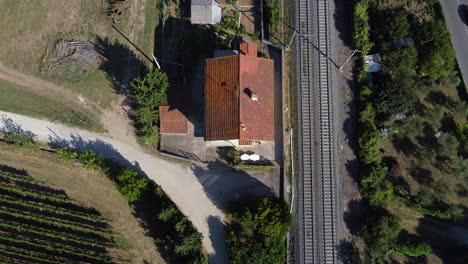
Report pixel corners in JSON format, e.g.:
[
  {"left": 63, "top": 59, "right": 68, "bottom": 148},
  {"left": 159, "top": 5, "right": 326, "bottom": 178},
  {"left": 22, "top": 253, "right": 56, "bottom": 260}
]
[
  {"left": 240, "top": 154, "right": 250, "bottom": 161},
  {"left": 249, "top": 154, "right": 260, "bottom": 161}
]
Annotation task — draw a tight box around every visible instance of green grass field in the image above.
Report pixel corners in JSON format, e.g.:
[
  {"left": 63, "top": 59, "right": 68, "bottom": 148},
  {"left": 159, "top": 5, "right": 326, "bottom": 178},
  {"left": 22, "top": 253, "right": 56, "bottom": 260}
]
[{"left": 0, "top": 79, "right": 104, "bottom": 131}]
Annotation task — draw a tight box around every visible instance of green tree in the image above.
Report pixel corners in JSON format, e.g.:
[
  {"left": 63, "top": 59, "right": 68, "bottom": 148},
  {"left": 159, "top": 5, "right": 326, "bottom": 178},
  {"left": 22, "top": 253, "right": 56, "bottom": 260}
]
[
  {"left": 361, "top": 165, "right": 394, "bottom": 206},
  {"left": 353, "top": 0, "right": 373, "bottom": 54},
  {"left": 375, "top": 75, "right": 417, "bottom": 116},
  {"left": 5, "top": 133, "right": 40, "bottom": 149},
  {"left": 437, "top": 133, "right": 459, "bottom": 157},
  {"left": 358, "top": 126, "right": 381, "bottom": 164},
  {"left": 425, "top": 106, "right": 445, "bottom": 130},
  {"left": 415, "top": 188, "right": 434, "bottom": 207},
  {"left": 382, "top": 46, "right": 417, "bottom": 77},
  {"left": 252, "top": 198, "right": 291, "bottom": 237},
  {"left": 116, "top": 168, "right": 149, "bottom": 202},
  {"left": 451, "top": 157, "right": 468, "bottom": 182},
  {"left": 401, "top": 118, "right": 425, "bottom": 138},
  {"left": 361, "top": 212, "right": 401, "bottom": 263},
  {"left": 129, "top": 68, "right": 168, "bottom": 145},
  {"left": 435, "top": 179, "right": 453, "bottom": 199},
  {"left": 419, "top": 149, "right": 437, "bottom": 168},
  {"left": 374, "top": 9, "right": 411, "bottom": 41},
  {"left": 416, "top": 19, "right": 456, "bottom": 78}
]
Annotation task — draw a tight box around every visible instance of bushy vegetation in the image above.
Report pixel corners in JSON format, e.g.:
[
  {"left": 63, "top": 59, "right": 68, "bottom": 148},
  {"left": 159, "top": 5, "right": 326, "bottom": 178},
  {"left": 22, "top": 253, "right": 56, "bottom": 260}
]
[
  {"left": 129, "top": 68, "right": 168, "bottom": 145},
  {"left": 225, "top": 197, "right": 291, "bottom": 264},
  {"left": 0, "top": 168, "right": 115, "bottom": 264},
  {"left": 352, "top": 0, "right": 466, "bottom": 262},
  {"left": 265, "top": 0, "right": 280, "bottom": 35}
]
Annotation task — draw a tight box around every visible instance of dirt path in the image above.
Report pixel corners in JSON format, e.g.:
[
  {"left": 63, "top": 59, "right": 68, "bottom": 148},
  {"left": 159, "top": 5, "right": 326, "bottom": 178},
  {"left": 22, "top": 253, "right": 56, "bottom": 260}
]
[{"left": 0, "top": 110, "right": 228, "bottom": 263}]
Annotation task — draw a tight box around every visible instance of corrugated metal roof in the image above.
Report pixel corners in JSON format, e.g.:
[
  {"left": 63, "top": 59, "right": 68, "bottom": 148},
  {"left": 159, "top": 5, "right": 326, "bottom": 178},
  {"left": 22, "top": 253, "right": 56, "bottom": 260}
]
[{"left": 191, "top": 0, "right": 221, "bottom": 24}]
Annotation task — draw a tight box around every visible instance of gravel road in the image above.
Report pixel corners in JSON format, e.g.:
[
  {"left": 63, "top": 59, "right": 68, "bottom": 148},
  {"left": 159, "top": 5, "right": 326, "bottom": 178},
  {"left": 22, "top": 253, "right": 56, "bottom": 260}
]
[{"left": 0, "top": 111, "right": 228, "bottom": 264}]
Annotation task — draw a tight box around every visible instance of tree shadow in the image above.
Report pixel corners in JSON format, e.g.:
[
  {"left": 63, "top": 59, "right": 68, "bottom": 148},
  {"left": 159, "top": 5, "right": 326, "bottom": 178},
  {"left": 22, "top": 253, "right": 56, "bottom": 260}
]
[
  {"left": 336, "top": 239, "right": 361, "bottom": 264},
  {"left": 93, "top": 36, "right": 149, "bottom": 94},
  {"left": 206, "top": 215, "right": 229, "bottom": 264},
  {"left": 0, "top": 115, "right": 37, "bottom": 140},
  {"left": 440, "top": 113, "right": 457, "bottom": 133},
  {"left": 332, "top": 0, "right": 354, "bottom": 47},
  {"left": 426, "top": 91, "right": 457, "bottom": 108},
  {"left": 416, "top": 216, "right": 468, "bottom": 264},
  {"left": 343, "top": 199, "right": 363, "bottom": 236},
  {"left": 409, "top": 167, "right": 433, "bottom": 185},
  {"left": 191, "top": 163, "right": 276, "bottom": 209},
  {"left": 345, "top": 159, "right": 359, "bottom": 185},
  {"left": 391, "top": 136, "right": 419, "bottom": 156}
]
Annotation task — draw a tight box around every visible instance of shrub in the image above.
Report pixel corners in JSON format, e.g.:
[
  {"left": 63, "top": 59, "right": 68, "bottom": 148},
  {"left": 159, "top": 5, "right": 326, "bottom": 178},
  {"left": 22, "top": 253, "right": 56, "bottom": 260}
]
[
  {"left": 78, "top": 150, "right": 109, "bottom": 173},
  {"left": 115, "top": 168, "right": 149, "bottom": 202},
  {"left": 57, "top": 148, "right": 79, "bottom": 161},
  {"left": 5, "top": 133, "right": 40, "bottom": 149},
  {"left": 265, "top": 0, "right": 280, "bottom": 33},
  {"left": 392, "top": 242, "right": 432, "bottom": 257}
]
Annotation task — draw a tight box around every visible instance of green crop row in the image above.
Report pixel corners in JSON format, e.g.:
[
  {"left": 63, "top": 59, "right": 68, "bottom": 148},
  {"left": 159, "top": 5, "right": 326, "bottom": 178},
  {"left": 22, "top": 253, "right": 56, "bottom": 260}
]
[
  {"left": 2, "top": 217, "right": 113, "bottom": 247},
  {"left": 0, "top": 173, "right": 69, "bottom": 199},
  {"left": 0, "top": 208, "right": 114, "bottom": 237},
  {"left": 0, "top": 246, "right": 62, "bottom": 264},
  {"left": 0, "top": 235, "right": 113, "bottom": 264},
  {"left": 0, "top": 203, "right": 107, "bottom": 232},
  {"left": 0, "top": 172, "right": 35, "bottom": 183},
  {"left": 0, "top": 196, "right": 105, "bottom": 222},
  {"left": 0, "top": 184, "right": 71, "bottom": 203},
  {"left": 0, "top": 222, "right": 111, "bottom": 250}
]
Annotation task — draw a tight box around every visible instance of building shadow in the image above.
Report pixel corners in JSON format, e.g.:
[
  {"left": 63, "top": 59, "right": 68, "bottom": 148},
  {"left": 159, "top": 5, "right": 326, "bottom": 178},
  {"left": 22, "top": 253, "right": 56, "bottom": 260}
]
[
  {"left": 93, "top": 36, "right": 149, "bottom": 94},
  {"left": 191, "top": 163, "right": 276, "bottom": 209}
]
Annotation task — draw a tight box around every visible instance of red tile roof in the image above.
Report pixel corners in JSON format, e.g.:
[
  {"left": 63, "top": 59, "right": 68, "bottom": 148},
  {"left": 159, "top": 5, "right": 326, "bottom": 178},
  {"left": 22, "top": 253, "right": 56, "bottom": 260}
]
[
  {"left": 240, "top": 43, "right": 257, "bottom": 57},
  {"left": 204, "top": 51, "right": 274, "bottom": 141},
  {"left": 159, "top": 106, "right": 188, "bottom": 134}
]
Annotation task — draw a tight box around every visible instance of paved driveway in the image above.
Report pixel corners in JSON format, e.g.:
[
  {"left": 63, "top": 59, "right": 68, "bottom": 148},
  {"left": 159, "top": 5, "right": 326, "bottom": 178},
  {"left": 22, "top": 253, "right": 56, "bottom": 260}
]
[
  {"left": 0, "top": 111, "right": 228, "bottom": 264},
  {"left": 441, "top": 0, "right": 468, "bottom": 88}
]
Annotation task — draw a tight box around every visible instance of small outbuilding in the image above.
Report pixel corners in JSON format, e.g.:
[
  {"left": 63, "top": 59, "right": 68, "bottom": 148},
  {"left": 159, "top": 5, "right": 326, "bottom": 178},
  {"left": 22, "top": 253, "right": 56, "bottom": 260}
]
[{"left": 191, "top": 0, "right": 222, "bottom": 25}]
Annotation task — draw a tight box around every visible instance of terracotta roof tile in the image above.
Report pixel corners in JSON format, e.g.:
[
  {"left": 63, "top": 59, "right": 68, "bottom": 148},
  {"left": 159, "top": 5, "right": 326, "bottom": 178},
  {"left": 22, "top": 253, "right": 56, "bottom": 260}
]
[
  {"left": 159, "top": 106, "right": 188, "bottom": 134},
  {"left": 204, "top": 51, "right": 274, "bottom": 141}
]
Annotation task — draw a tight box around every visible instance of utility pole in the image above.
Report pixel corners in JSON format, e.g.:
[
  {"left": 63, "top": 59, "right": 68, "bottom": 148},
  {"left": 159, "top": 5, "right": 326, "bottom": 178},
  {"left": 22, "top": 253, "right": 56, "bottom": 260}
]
[
  {"left": 339, "top": 49, "right": 361, "bottom": 72},
  {"left": 286, "top": 30, "right": 315, "bottom": 50}
]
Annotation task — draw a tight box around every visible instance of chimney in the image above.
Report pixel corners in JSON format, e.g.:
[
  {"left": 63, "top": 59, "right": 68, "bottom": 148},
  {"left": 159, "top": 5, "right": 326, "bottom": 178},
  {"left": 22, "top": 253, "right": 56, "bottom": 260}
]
[
  {"left": 251, "top": 93, "right": 259, "bottom": 101},
  {"left": 239, "top": 43, "right": 258, "bottom": 57}
]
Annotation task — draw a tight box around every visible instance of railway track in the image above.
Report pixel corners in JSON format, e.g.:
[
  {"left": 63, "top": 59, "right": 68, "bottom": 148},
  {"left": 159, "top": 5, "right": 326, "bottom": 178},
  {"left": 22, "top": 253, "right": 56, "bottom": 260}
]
[{"left": 293, "top": 0, "right": 337, "bottom": 263}]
